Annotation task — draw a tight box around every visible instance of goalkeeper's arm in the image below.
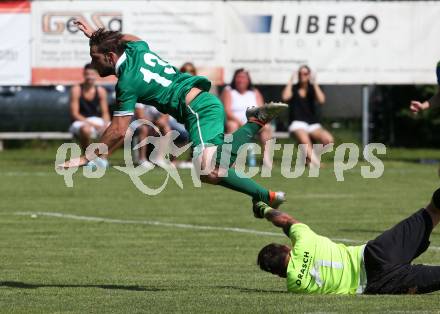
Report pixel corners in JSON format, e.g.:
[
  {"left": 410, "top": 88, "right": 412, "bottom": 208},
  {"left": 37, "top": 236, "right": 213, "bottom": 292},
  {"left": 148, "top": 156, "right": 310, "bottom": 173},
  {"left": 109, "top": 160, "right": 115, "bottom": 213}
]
[{"left": 254, "top": 202, "right": 300, "bottom": 236}]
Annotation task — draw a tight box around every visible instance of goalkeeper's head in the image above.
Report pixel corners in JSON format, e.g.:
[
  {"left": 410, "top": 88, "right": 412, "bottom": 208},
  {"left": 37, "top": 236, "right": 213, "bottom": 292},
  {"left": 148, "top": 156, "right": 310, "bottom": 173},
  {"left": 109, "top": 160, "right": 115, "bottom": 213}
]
[{"left": 257, "top": 243, "right": 291, "bottom": 278}]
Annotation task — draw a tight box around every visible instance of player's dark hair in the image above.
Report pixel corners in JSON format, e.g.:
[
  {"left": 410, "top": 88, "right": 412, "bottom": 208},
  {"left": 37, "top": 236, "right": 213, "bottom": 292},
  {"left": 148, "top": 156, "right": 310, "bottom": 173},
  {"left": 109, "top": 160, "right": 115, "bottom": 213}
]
[
  {"left": 89, "top": 28, "right": 126, "bottom": 55},
  {"left": 230, "top": 68, "right": 254, "bottom": 91},
  {"left": 180, "top": 62, "right": 197, "bottom": 75},
  {"left": 432, "top": 188, "right": 440, "bottom": 209},
  {"left": 257, "top": 243, "right": 289, "bottom": 277},
  {"left": 83, "top": 63, "right": 96, "bottom": 71}
]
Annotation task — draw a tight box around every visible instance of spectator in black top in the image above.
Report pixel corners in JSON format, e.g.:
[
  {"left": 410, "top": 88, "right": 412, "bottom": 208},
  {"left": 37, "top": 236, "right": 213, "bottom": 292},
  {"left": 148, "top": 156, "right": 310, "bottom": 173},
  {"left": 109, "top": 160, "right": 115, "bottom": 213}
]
[
  {"left": 69, "top": 63, "right": 110, "bottom": 152},
  {"left": 282, "top": 65, "right": 333, "bottom": 166}
]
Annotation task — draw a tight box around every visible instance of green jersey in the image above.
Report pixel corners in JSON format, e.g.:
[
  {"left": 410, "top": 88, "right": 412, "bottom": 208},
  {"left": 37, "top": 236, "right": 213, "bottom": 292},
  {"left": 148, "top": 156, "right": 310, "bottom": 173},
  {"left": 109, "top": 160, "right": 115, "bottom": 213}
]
[
  {"left": 286, "top": 223, "right": 366, "bottom": 294},
  {"left": 114, "top": 41, "right": 211, "bottom": 123}
]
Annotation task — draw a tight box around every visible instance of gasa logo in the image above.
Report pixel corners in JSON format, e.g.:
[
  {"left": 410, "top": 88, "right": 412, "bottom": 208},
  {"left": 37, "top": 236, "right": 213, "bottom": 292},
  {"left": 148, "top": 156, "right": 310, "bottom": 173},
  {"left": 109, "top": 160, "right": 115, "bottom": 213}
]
[{"left": 42, "top": 12, "right": 122, "bottom": 34}]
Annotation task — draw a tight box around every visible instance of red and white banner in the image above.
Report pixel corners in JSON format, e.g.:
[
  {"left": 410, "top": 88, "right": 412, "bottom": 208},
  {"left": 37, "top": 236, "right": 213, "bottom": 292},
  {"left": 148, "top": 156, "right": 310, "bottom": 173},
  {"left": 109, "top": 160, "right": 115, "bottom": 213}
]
[
  {"left": 31, "top": 1, "right": 121, "bottom": 85},
  {"left": 0, "top": 1, "right": 31, "bottom": 85},
  {"left": 26, "top": 1, "right": 440, "bottom": 85},
  {"left": 31, "top": 0, "right": 224, "bottom": 85}
]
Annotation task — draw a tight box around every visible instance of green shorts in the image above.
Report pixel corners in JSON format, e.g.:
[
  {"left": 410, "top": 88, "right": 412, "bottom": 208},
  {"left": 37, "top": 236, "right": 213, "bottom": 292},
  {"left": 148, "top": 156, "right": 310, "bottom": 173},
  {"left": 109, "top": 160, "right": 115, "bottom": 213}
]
[{"left": 184, "top": 92, "right": 225, "bottom": 157}]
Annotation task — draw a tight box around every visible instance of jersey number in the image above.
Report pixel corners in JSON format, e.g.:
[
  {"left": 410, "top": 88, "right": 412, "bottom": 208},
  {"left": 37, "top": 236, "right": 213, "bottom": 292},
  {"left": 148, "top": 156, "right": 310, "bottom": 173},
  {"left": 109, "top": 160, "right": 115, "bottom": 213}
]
[
  {"left": 309, "top": 260, "right": 343, "bottom": 288},
  {"left": 140, "top": 53, "right": 176, "bottom": 87}
]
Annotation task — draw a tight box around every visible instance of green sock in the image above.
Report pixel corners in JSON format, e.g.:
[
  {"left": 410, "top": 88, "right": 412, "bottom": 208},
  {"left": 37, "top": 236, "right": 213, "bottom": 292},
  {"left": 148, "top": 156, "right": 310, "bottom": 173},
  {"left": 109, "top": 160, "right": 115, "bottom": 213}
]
[
  {"left": 216, "top": 122, "right": 261, "bottom": 166},
  {"left": 218, "top": 168, "right": 270, "bottom": 202}
]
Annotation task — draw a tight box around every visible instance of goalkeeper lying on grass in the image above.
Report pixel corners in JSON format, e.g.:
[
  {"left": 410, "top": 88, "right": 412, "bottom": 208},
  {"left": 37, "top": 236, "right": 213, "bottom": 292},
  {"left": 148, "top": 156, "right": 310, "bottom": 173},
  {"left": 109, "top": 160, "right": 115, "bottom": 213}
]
[{"left": 254, "top": 188, "right": 440, "bottom": 294}]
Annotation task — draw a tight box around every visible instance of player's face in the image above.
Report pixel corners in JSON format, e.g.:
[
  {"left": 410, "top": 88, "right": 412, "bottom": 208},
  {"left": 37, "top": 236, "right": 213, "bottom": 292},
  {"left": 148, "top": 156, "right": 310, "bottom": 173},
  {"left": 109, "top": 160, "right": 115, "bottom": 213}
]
[
  {"left": 83, "top": 68, "right": 98, "bottom": 85},
  {"left": 90, "top": 45, "right": 115, "bottom": 77},
  {"left": 235, "top": 71, "right": 250, "bottom": 92},
  {"left": 275, "top": 245, "right": 290, "bottom": 278},
  {"left": 298, "top": 68, "right": 310, "bottom": 84}
]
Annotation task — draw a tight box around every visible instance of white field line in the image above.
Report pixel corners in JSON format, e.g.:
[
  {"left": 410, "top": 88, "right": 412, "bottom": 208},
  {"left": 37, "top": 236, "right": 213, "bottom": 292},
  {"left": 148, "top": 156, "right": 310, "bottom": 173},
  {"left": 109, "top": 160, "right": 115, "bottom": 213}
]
[
  {"left": 13, "top": 211, "right": 440, "bottom": 252},
  {"left": 15, "top": 211, "right": 358, "bottom": 244},
  {"left": 0, "top": 171, "right": 54, "bottom": 176},
  {"left": 294, "top": 194, "right": 354, "bottom": 199}
]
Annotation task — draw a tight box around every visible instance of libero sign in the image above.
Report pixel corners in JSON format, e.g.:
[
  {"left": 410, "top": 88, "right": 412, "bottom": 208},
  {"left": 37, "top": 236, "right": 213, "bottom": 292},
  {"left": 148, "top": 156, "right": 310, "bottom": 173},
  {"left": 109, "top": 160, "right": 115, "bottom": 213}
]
[
  {"left": 225, "top": 1, "right": 440, "bottom": 84},
  {"left": 278, "top": 14, "right": 379, "bottom": 35}
]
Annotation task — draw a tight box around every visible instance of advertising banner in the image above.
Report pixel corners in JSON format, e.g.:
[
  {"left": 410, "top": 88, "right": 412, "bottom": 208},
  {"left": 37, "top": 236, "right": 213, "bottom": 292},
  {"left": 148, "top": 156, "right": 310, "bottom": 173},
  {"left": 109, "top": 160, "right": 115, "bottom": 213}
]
[
  {"left": 123, "top": 1, "right": 225, "bottom": 85},
  {"left": 224, "top": 1, "right": 440, "bottom": 84},
  {"left": 30, "top": 1, "right": 440, "bottom": 85},
  {"left": 0, "top": 1, "right": 31, "bottom": 85},
  {"left": 31, "top": 0, "right": 121, "bottom": 84}
]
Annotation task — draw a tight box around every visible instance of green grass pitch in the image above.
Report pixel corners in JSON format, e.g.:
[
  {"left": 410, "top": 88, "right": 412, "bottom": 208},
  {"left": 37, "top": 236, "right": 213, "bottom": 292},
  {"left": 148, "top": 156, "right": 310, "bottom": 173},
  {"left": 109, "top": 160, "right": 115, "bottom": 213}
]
[{"left": 1, "top": 147, "right": 440, "bottom": 313}]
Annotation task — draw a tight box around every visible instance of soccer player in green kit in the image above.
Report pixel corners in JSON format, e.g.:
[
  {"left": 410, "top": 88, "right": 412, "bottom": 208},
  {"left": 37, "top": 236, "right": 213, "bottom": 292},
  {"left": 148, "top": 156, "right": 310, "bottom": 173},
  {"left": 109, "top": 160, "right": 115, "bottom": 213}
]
[
  {"left": 254, "top": 188, "right": 440, "bottom": 294},
  {"left": 60, "top": 20, "right": 287, "bottom": 208}
]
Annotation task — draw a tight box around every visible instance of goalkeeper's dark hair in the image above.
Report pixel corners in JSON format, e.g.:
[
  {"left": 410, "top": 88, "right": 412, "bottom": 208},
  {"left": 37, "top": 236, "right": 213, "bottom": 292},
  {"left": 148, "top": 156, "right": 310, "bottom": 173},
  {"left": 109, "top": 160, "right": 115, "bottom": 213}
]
[
  {"left": 89, "top": 28, "right": 126, "bottom": 55},
  {"left": 257, "top": 243, "right": 288, "bottom": 277}
]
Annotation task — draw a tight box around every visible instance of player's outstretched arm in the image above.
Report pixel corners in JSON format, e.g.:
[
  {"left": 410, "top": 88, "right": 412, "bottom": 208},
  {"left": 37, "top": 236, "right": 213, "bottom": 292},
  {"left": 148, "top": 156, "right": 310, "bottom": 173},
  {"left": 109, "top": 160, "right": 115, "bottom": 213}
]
[
  {"left": 410, "top": 99, "right": 431, "bottom": 113},
  {"left": 90, "top": 115, "right": 132, "bottom": 158},
  {"left": 265, "top": 209, "right": 300, "bottom": 235},
  {"left": 121, "top": 34, "right": 142, "bottom": 42},
  {"left": 74, "top": 19, "right": 141, "bottom": 42},
  {"left": 254, "top": 202, "right": 300, "bottom": 235},
  {"left": 59, "top": 116, "right": 131, "bottom": 169},
  {"left": 74, "top": 20, "right": 95, "bottom": 38},
  {"left": 410, "top": 92, "right": 440, "bottom": 113}
]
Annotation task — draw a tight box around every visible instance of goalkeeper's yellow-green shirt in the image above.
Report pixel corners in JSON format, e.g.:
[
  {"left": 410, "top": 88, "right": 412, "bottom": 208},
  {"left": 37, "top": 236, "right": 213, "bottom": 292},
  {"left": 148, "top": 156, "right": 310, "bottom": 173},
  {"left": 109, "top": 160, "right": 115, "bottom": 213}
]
[{"left": 286, "top": 223, "right": 366, "bottom": 294}]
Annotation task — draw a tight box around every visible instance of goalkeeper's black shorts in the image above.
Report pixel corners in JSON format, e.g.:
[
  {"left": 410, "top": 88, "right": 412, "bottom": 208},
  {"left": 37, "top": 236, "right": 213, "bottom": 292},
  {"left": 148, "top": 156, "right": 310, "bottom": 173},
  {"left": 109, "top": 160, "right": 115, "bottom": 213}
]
[{"left": 364, "top": 208, "right": 440, "bottom": 294}]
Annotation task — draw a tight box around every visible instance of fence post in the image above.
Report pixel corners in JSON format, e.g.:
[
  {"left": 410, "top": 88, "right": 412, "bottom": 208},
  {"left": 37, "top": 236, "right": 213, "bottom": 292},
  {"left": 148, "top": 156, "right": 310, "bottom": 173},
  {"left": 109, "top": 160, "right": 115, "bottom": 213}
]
[{"left": 362, "top": 85, "right": 370, "bottom": 150}]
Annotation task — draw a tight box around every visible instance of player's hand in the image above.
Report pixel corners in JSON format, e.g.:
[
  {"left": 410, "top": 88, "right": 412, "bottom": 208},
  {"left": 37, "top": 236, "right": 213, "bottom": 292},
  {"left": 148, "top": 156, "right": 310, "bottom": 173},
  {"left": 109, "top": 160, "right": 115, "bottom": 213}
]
[
  {"left": 74, "top": 19, "right": 95, "bottom": 38},
  {"left": 310, "top": 72, "right": 317, "bottom": 85},
  {"left": 289, "top": 72, "right": 297, "bottom": 84},
  {"left": 58, "top": 156, "right": 89, "bottom": 169},
  {"left": 410, "top": 100, "right": 430, "bottom": 113}
]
